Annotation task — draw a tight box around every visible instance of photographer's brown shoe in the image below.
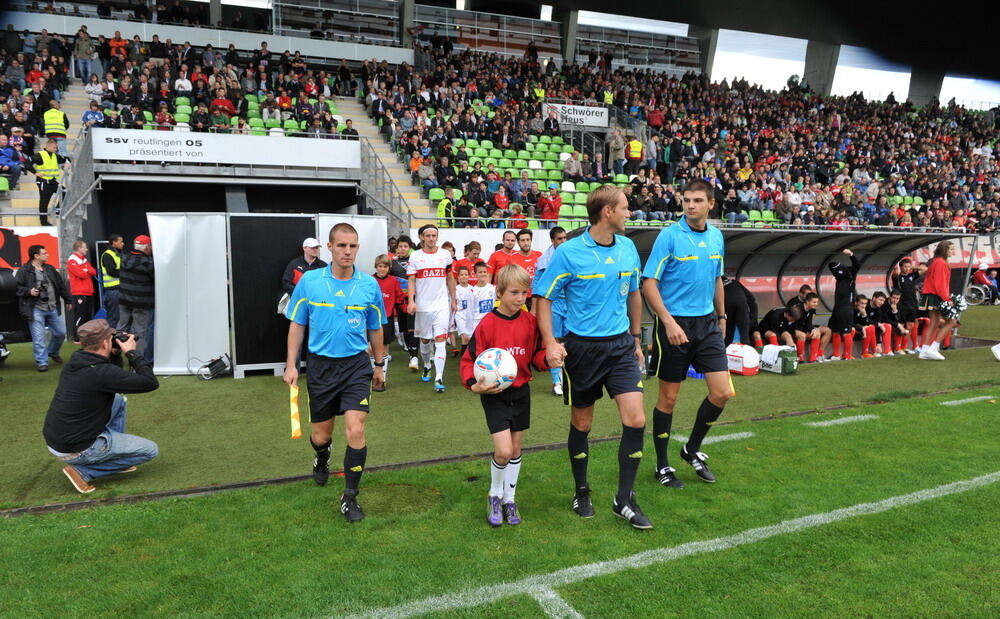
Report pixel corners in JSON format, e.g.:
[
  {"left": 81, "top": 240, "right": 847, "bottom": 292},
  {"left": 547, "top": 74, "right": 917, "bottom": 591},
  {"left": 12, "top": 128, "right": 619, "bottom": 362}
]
[{"left": 62, "top": 466, "right": 95, "bottom": 494}]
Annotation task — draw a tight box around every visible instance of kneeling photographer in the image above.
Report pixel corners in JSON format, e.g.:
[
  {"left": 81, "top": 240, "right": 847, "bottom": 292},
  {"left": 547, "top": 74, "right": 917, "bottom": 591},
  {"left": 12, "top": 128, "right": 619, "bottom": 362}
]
[{"left": 43, "top": 319, "right": 160, "bottom": 494}]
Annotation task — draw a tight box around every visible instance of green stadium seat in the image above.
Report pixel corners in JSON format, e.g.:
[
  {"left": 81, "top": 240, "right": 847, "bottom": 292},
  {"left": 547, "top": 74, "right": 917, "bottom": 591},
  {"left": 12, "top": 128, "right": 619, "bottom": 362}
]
[
  {"left": 480, "top": 140, "right": 494, "bottom": 150},
  {"left": 230, "top": 116, "right": 240, "bottom": 126},
  {"left": 548, "top": 170, "right": 562, "bottom": 181},
  {"left": 489, "top": 149, "right": 503, "bottom": 158},
  {"left": 514, "top": 159, "right": 528, "bottom": 169},
  {"left": 247, "top": 101, "right": 260, "bottom": 111},
  {"left": 903, "top": 196, "right": 914, "bottom": 205},
  {"left": 453, "top": 189, "right": 463, "bottom": 201},
  {"left": 748, "top": 210, "right": 763, "bottom": 221},
  {"left": 543, "top": 160, "right": 556, "bottom": 170},
  {"left": 571, "top": 204, "right": 588, "bottom": 218},
  {"left": 562, "top": 144, "right": 574, "bottom": 153},
  {"left": 248, "top": 118, "right": 264, "bottom": 128},
  {"left": 761, "top": 210, "right": 777, "bottom": 221},
  {"left": 474, "top": 148, "right": 488, "bottom": 158},
  {"left": 175, "top": 105, "right": 192, "bottom": 115},
  {"left": 528, "top": 135, "right": 539, "bottom": 143},
  {"left": 517, "top": 150, "right": 531, "bottom": 159},
  {"left": 265, "top": 118, "right": 281, "bottom": 129},
  {"left": 615, "top": 174, "right": 630, "bottom": 184},
  {"left": 551, "top": 136, "right": 564, "bottom": 145},
  {"left": 576, "top": 182, "right": 591, "bottom": 193},
  {"left": 534, "top": 143, "right": 548, "bottom": 153},
  {"left": 574, "top": 193, "right": 588, "bottom": 205},
  {"left": 559, "top": 205, "right": 575, "bottom": 218},
  {"left": 0, "top": 177, "right": 9, "bottom": 192},
  {"left": 283, "top": 119, "right": 300, "bottom": 131},
  {"left": 251, "top": 128, "right": 266, "bottom": 136},
  {"left": 503, "top": 149, "right": 517, "bottom": 159},
  {"left": 560, "top": 191, "right": 574, "bottom": 203},
  {"left": 465, "top": 139, "right": 479, "bottom": 149},
  {"left": 546, "top": 152, "right": 561, "bottom": 161},
  {"left": 525, "top": 143, "right": 536, "bottom": 152},
  {"left": 143, "top": 111, "right": 153, "bottom": 121},
  {"left": 428, "top": 188, "right": 445, "bottom": 201},
  {"left": 247, "top": 110, "right": 262, "bottom": 120},
  {"left": 173, "top": 96, "right": 190, "bottom": 107},
  {"left": 499, "top": 158, "right": 513, "bottom": 168},
  {"left": 912, "top": 196, "right": 924, "bottom": 205},
  {"left": 244, "top": 94, "right": 258, "bottom": 103},
  {"left": 452, "top": 138, "right": 464, "bottom": 148},
  {"left": 539, "top": 135, "right": 552, "bottom": 144},
  {"left": 484, "top": 158, "right": 498, "bottom": 167},
  {"left": 527, "top": 219, "right": 539, "bottom": 230},
  {"left": 174, "top": 113, "right": 190, "bottom": 123}
]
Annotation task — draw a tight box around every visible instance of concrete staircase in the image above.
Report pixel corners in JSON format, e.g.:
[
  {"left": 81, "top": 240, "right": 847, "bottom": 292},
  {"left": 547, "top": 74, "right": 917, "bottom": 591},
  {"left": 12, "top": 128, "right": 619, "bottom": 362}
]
[
  {"left": 334, "top": 97, "right": 431, "bottom": 224},
  {"left": 0, "top": 85, "right": 88, "bottom": 227}
]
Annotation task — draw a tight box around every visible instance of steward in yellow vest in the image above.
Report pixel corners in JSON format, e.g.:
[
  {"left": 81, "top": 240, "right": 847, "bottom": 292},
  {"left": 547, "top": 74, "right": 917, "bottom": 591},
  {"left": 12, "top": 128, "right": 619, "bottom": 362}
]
[{"left": 44, "top": 102, "right": 69, "bottom": 138}]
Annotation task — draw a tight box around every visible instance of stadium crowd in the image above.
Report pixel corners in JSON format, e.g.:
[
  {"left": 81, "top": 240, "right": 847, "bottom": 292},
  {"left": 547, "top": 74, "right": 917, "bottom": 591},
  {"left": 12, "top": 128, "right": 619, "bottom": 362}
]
[
  {"left": 1, "top": 21, "right": 999, "bottom": 233},
  {"left": 362, "top": 48, "right": 1000, "bottom": 232}
]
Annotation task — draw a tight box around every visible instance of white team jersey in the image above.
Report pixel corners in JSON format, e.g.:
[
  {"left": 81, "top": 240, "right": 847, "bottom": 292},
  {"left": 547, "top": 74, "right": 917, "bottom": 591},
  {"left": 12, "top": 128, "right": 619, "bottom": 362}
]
[
  {"left": 407, "top": 248, "right": 453, "bottom": 312},
  {"left": 455, "top": 283, "right": 496, "bottom": 335}
]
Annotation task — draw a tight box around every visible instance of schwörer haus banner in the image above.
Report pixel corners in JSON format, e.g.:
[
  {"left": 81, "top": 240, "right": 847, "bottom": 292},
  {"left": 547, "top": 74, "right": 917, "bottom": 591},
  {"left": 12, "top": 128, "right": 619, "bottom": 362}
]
[
  {"left": 91, "top": 129, "right": 362, "bottom": 168},
  {"left": 543, "top": 103, "right": 609, "bottom": 128}
]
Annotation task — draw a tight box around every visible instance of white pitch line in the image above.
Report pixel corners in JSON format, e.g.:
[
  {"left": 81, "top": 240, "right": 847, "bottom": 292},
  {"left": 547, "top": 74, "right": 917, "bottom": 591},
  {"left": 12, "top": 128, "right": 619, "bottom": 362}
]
[
  {"left": 805, "top": 414, "right": 879, "bottom": 427},
  {"left": 351, "top": 471, "right": 1000, "bottom": 619},
  {"left": 940, "top": 395, "right": 995, "bottom": 407},
  {"left": 669, "top": 431, "right": 755, "bottom": 445},
  {"left": 530, "top": 586, "right": 584, "bottom": 619}
]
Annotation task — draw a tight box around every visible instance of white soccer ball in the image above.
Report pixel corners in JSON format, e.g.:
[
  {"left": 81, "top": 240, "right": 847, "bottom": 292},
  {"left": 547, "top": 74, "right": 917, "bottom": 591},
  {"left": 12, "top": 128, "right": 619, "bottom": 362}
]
[{"left": 474, "top": 347, "right": 518, "bottom": 391}]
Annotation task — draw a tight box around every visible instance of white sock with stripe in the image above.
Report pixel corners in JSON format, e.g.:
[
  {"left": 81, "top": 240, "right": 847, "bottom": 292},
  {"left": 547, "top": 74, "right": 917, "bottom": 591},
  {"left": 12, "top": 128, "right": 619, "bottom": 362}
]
[
  {"left": 503, "top": 456, "right": 521, "bottom": 503},
  {"left": 490, "top": 458, "right": 506, "bottom": 498},
  {"left": 433, "top": 341, "right": 446, "bottom": 380},
  {"left": 420, "top": 341, "right": 433, "bottom": 369}
]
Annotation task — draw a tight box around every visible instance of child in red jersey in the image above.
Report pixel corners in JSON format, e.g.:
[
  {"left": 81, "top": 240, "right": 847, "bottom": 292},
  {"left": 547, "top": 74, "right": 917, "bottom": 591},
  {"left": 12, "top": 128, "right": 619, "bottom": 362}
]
[
  {"left": 374, "top": 255, "right": 405, "bottom": 389},
  {"left": 460, "top": 265, "right": 550, "bottom": 527}
]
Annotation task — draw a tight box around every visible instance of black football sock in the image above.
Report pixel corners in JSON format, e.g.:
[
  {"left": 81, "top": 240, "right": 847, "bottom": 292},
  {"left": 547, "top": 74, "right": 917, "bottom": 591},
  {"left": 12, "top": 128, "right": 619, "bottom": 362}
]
[
  {"left": 686, "top": 397, "right": 725, "bottom": 453},
  {"left": 567, "top": 425, "right": 590, "bottom": 490},
  {"left": 652, "top": 408, "right": 673, "bottom": 470},
  {"left": 617, "top": 424, "right": 645, "bottom": 503},
  {"left": 461, "top": 344, "right": 468, "bottom": 357},
  {"left": 344, "top": 445, "right": 368, "bottom": 491},
  {"left": 311, "top": 437, "right": 332, "bottom": 459}
]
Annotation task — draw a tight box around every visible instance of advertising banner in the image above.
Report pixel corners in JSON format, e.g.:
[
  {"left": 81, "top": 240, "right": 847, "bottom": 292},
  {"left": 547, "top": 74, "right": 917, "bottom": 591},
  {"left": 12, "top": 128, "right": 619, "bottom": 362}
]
[
  {"left": 542, "top": 103, "right": 609, "bottom": 128},
  {"left": 91, "top": 129, "right": 362, "bottom": 168}
]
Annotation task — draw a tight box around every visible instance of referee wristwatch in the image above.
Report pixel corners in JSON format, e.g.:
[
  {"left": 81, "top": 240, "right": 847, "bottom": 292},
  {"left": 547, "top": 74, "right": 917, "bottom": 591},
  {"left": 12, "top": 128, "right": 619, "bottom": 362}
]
[{"left": 717, "top": 314, "right": 728, "bottom": 321}]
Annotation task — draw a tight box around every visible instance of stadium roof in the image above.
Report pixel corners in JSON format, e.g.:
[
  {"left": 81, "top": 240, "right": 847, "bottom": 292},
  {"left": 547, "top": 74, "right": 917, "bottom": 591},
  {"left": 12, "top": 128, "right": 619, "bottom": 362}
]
[{"left": 548, "top": 0, "right": 996, "bottom": 81}]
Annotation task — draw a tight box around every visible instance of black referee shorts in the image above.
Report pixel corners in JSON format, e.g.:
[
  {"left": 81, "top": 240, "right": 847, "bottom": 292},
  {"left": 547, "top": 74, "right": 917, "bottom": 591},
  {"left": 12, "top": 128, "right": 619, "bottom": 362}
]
[
  {"left": 306, "top": 351, "right": 373, "bottom": 423},
  {"left": 562, "top": 332, "right": 643, "bottom": 409},
  {"left": 649, "top": 314, "right": 728, "bottom": 383},
  {"left": 481, "top": 383, "right": 531, "bottom": 434}
]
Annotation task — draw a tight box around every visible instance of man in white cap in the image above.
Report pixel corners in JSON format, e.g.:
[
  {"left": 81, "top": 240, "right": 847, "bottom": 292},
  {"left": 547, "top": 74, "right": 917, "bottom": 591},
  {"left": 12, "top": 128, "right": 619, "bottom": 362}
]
[
  {"left": 972, "top": 262, "right": 999, "bottom": 304},
  {"left": 282, "top": 237, "right": 328, "bottom": 296}
]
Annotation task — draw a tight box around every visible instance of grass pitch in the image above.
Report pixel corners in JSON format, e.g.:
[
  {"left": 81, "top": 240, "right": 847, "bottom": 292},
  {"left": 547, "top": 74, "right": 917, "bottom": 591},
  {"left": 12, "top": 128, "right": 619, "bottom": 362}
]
[
  {"left": 1, "top": 305, "right": 998, "bottom": 508},
  {"left": 1, "top": 389, "right": 998, "bottom": 616}
]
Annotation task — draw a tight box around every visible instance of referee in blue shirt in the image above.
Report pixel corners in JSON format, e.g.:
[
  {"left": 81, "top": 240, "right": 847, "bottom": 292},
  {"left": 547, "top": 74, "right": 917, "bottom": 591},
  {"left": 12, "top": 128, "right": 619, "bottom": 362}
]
[
  {"left": 284, "top": 223, "right": 387, "bottom": 523},
  {"left": 536, "top": 185, "right": 652, "bottom": 530},
  {"left": 642, "top": 179, "right": 733, "bottom": 487}
]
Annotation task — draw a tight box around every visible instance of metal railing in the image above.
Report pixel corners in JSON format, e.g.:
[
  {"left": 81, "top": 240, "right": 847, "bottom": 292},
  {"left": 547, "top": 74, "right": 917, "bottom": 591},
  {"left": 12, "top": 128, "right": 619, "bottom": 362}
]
[
  {"left": 58, "top": 126, "right": 95, "bottom": 262},
  {"left": 358, "top": 137, "right": 412, "bottom": 234}
]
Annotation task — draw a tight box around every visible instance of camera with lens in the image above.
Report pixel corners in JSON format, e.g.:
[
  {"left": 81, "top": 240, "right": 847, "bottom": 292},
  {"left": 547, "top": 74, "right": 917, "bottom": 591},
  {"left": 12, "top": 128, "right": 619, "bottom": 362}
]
[{"left": 111, "top": 330, "right": 133, "bottom": 350}]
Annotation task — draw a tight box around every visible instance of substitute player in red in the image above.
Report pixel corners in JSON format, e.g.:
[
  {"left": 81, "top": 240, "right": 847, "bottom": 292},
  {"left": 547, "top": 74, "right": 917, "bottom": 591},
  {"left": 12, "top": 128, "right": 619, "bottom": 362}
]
[
  {"left": 461, "top": 264, "right": 550, "bottom": 526},
  {"left": 374, "top": 254, "right": 405, "bottom": 390},
  {"left": 507, "top": 229, "right": 542, "bottom": 310}
]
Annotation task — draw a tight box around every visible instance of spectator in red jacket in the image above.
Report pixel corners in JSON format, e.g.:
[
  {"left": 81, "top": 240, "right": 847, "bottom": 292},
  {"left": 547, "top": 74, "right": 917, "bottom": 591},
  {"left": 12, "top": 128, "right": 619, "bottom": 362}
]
[
  {"left": 67, "top": 240, "right": 98, "bottom": 342},
  {"left": 538, "top": 183, "right": 562, "bottom": 229}
]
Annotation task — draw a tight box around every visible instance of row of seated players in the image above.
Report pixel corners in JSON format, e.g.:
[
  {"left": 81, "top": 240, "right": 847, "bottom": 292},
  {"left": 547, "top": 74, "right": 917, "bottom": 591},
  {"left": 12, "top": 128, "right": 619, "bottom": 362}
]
[{"left": 725, "top": 282, "right": 949, "bottom": 363}]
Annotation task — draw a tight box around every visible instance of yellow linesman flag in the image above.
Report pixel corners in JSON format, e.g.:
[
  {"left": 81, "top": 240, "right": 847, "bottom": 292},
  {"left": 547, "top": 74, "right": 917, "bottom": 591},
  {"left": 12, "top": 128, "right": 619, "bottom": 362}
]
[{"left": 289, "top": 384, "right": 302, "bottom": 439}]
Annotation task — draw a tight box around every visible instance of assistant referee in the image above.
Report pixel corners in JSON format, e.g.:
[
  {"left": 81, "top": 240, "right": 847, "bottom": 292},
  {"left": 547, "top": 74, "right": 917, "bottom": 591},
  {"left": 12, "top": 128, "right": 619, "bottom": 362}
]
[
  {"left": 536, "top": 185, "right": 652, "bottom": 530},
  {"left": 284, "top": 223, "right": 387, "bottom": 523},
  {"left": 642, "top": 179, "right": 733, "bottom": 487}
]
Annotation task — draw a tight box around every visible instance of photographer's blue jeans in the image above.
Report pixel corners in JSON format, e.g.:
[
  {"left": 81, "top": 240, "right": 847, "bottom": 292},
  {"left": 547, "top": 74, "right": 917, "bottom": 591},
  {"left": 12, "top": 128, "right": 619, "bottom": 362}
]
[
  {"left": 29, "top": 307, "right": 66, "bottom": 365},
  {"left": 55, "top": 395, "right": 159, "bottom": 481}
]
